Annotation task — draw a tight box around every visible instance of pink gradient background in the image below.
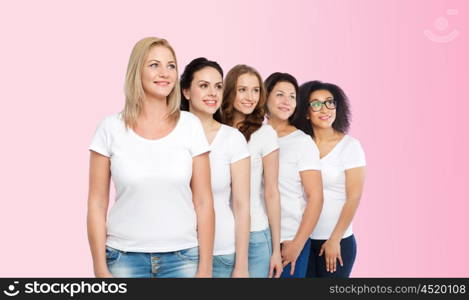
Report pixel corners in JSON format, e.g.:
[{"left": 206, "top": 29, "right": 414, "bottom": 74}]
[{"left": 0, "top": 0, "right": 468, "bottom": 277}]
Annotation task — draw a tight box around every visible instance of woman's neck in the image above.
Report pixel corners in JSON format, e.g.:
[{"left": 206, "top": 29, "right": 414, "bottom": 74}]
[
  {"left": 190, "top": 108, "right": 218, "bottom": 131},
  {"left": 140, "top": 95, "right": 169, "bottom": 122},
  {"left": 268, "top": 115, "right": 291, "bottom": 136},
  {"left": 313, "top": 126, "right": 339, "bottom": 142}
]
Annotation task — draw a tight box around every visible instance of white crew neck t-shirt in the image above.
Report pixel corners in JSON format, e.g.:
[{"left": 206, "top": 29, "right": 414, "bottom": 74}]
[
  {"left": 310, "top": 135, "right": 366, "bottom": 240},
  {"left": 278, "top": 130, "right": 321, "bottom": 242},
  {"left": 209, "top": 125, "right": 250, "bottom": 255},
  {"left": 88, "top": 111, "right": 210, "bottom": 252},
  {"left": 247, "top": 124, "right": 279, "bottom": 232}
]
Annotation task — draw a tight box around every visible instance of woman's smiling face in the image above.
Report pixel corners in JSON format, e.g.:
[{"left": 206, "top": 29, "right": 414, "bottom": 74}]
[
  {"left": 233, "top": 73, "right": 261, "bottom": 115},
  {"left": 308, "top": 89, "right": 337, "bottom": 129}
]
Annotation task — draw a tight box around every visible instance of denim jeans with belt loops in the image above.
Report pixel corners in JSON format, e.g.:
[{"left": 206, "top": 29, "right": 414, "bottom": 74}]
[{"left": 106, "top": 246, "right": 199, "bottom": 278}]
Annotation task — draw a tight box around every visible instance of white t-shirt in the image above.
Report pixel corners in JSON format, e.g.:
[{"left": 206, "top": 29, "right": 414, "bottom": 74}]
[
  {"left": 310, "top": 135, "right": 366, "bottom": 240},
  {"left": 88, "top": 111, "right": 210, "bottom": 252},
  {"left": 209, "top": 125, "right": 250, "bottom": 255},
  {"left": 278, "top": 130, "right": 321, "bottom": 242},
  {"left": 247, "top": 124, "right": 279, "bottom": 232}
]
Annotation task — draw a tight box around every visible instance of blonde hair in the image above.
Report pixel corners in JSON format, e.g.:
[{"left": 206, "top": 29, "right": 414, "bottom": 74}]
[{"left": 122, "top": 37, "right": 181, "bottom": 129}]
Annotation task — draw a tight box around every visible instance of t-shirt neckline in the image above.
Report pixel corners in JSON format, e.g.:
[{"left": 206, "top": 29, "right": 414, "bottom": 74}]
[
  {"left": 319, "top": 134, "right": 349, "bottom": 160},
  {"left": 210, "top": 124, "right": 226, "bottom": 147},
  {"left": 278, "top": 129, "right": 300, "bottom": 140},
  {"left": 128, "top": 113, "right": 183, "bottom": 143}
]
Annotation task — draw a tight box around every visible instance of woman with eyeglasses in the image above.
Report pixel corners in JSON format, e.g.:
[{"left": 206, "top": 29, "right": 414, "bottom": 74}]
[{"left": 292, "top": 81, "right": 366, "bottom": 278}]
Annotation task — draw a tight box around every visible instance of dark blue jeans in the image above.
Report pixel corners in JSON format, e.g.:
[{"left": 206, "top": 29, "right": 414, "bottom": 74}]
[
  {"left": 306, "top": 234, "right": 357, "bottom": 278},
  {"left": 280, "top": 239, "right": 311, "bottom": 278}
]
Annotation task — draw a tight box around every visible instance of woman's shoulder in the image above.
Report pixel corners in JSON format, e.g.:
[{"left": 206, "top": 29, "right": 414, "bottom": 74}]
[
  {"left": 221, "top": 124, "right": 248, "bottom": 143},
  {"left": 339, "top": 135, "right": 366, "bottom": 166},
  {"left": 96, "top": 112, "right": 124, "bottom": 130},
  {"left": 295, "top": 130, "right": 318, "bottom": 148},
  {"left": 340, "top": 135, "right": 365, "bottom": 157},
  {"left": 253, "top": 124, "right": 277, "bottom": 138},
  {"left": 285, "top": 130, "right": 319, "bottom": 156},
  {"left": 252, "top": 125, "right": 279, "bottom": 155},
  {"left": 249, "top": 125, "right": 277, "bottom": 146},
  {"left": 290, "top": 128, "right": 310, "bottom": 140},
  {"left": 179, "top": 110, "right": 203, "bottom": 127},
  {"left": 342, "top": 135, "right": 363, "bottom": 148},
  {"left": 179, "top": 110, "right": 196, "bottom": 121}
]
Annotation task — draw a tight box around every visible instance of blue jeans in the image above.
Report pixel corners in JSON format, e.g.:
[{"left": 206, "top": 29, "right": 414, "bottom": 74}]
[
  {"left": 248, "top": 228, "right": 272, "bottom": 278},
  {"left": 306, "top": 234, "right": 357, "bottom": 278},
  {"left": 106, "top": 246, "right": 199, "bottom": 278},
  {"left": 212, "top": 253, "right": 235, "bottom": 278},
  {"left": 280, "top": 239, "right": 311, "bottom": 278}
]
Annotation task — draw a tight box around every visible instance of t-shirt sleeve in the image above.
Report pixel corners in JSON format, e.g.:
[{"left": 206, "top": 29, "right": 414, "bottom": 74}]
[
  {"left": 229, "top": 129, "right": 250, "bottom": 163},
  {"left": 261, "top": 125, "right": 279, "bottom": 157},
  {"left": 189, "top": 115, "right": 211, "bottom": 157},
  {"left": 88, "top": 117, "right": 111, "bottom": 157},
  {"left": 343, "top": 138, "right": 366, "bottom": 170},
  {"left": 298, "top": 136, "right": 321, "bottom": 171}
]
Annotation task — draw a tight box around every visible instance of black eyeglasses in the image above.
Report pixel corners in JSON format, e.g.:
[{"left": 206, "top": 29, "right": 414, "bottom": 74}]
[{"left": 308, "top": 100, "right": 336, "bottom": 112}]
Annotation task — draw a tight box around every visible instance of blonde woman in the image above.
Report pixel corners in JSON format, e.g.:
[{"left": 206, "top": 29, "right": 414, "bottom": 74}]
[{"left": 87, "top": 37, "right": 215, "bottom": 278}]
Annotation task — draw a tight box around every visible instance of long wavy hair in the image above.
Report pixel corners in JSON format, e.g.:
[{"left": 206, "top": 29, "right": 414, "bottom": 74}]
[
  {"left": 122, "top": 37, "right": 181, "bottom": 129},
  {"left": 218, "top": 64, "right": 265, "bottom": 141}
]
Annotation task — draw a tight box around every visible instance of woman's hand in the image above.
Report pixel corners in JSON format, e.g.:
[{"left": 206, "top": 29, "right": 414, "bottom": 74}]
[
  {"left": 94, "top": 266, "right": 113, "bottom": 278},
  {"left": 281, "top": 240, "right": 303, "bottom": 275},
  {"left": 319, "top": 238, "right": 343, "bottom": 273},
  {"left": 268, "top": 250, "right": 283, "bottom": 278},
  {"left": 195, "top": 270, "right": 212, "bottom": 278}
]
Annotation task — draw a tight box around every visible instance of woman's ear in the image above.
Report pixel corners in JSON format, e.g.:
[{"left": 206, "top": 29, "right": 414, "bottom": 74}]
[{"left": 182, "top": 89, "right": 190, "bottom": 101}]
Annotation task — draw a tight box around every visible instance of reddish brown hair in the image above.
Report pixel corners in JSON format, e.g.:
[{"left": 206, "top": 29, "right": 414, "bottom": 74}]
[{"left": 218, "top": 64, "right": 266, "bottom": 141}]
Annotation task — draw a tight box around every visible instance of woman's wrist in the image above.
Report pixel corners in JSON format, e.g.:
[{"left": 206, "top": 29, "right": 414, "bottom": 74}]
[
  {"left": 233, "top": 263, "right": 248, "bottom": 272},
  {"left": 292, "top": 235, "right": 308, "bottom": 248},
  {"left": 329, "top": 235, "right": 342, "bottom": 244},
  {"left": 94, "top": 265, "right": 111, "bottom": 277},
  {"left": 272, "top": 248, "right": 282, "bottom": 256}
]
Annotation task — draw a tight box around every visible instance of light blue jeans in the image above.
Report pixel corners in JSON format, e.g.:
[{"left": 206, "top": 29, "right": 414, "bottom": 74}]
[
  {"left": 248, "top": 228, "right": 272, "bottom": 278},
  {"left": 212, "top": 253, "right": 236, "bottom": 278},
  {"left": 106, "top": 246, "right": 198, "bottom": 278}
]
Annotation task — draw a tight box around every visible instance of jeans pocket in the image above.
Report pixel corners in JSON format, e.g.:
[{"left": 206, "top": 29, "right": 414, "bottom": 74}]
[
  {"left": 105, "top": 246, "right": 121, "bottom": 265},
  {"left": 176, "top": 247, "right": 199, "bottom": 263},
  {"left": 215, "top": 253, "right": 235, "bottom": 267},
  {"left": 263, "top": 230, "right": 272, "bottom": 255}
]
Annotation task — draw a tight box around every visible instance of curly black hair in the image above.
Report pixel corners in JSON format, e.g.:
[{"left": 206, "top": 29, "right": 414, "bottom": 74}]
[
  {"left": 292, "top": 80, "right": 351, "bottom": 137},
  {"left": 180, "top": 57, "right": 223, "bottom": 111}
]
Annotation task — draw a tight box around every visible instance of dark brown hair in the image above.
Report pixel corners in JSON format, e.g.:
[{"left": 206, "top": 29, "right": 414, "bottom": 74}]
[
  {"left": 180, "top": 57, "right": 223, "bottom": 111},
  {"left": 264, "top": 72, "right": 299, "bottom": 123}
]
